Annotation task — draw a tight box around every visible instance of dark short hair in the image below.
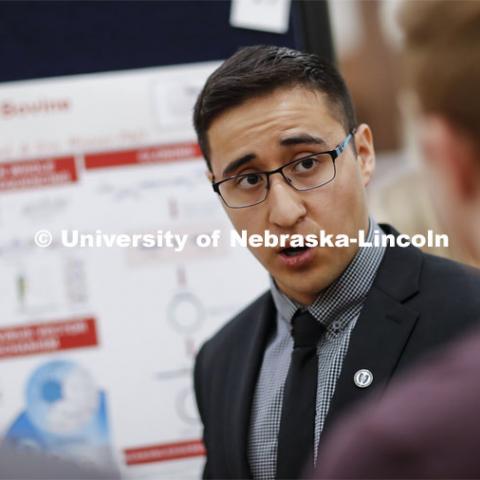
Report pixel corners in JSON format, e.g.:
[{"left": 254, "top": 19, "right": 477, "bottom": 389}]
[{"left": 193, "top": 45, "right": 357, "bottom": 171}]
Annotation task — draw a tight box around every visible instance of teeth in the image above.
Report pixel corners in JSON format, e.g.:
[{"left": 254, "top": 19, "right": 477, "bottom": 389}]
[{"left": 283, "top": 247, "right": 308, "bottom": 257}]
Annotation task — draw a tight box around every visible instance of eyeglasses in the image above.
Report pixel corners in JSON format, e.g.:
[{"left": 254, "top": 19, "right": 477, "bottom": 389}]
[{"left": 212, "top": 130, "right": 356, "bottom": 209}]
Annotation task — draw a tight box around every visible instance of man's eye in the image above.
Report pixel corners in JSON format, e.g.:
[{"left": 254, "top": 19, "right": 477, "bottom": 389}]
[
  {"left": 236, "top": 174, "right": 264, "bottom": 189},
  {"left": 292, "top": 157, "right": 319, "bottom": 173}
]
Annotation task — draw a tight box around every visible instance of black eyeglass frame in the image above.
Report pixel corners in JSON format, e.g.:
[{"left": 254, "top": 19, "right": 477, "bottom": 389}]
[{"left": 211, "top": 129, "right": 357, "bottom": 209}]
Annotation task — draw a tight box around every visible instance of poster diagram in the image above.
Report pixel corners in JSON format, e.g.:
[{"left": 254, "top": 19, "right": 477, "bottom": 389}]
[
  {"left": 5, "top": 359, "right": 115, "bottom": 471},
  {"left": 0, "top": 62, "right": 270, "bottom": 478}
]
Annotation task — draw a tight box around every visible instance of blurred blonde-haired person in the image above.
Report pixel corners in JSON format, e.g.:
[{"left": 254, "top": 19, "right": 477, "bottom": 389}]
[{"left": 314, "top": 1, "right": 480, "bottom": 478}]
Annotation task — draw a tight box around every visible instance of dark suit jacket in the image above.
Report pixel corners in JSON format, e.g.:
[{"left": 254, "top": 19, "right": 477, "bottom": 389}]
[
  {"left": 194, "top": 225, "right": 480, "bottom": 479},
  {"left": 314, "top": 328, "right": 480, "bottom": 479}
]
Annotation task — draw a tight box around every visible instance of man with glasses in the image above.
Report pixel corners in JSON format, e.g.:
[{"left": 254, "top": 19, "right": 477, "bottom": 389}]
[
  {"left": 192, "top": 46, "right": 480, "bottom": 480},
  {"left": 212, "top": 130, "right": 354, "bottom": 210}
]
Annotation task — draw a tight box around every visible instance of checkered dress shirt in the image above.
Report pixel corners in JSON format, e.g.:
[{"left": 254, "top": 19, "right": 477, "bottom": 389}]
[{"left": 248, "top": 219, "right": 386, "bottom": 480}]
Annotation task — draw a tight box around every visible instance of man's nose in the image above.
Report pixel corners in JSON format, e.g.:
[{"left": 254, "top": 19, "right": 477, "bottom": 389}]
[{"left": 267, "top": 174, "right": 307, "bottom": 228}]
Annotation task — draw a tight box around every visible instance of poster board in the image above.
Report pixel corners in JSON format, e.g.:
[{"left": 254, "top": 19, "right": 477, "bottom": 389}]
[{"left": 0, "top": 62, "right": 269, "bottom": 478}]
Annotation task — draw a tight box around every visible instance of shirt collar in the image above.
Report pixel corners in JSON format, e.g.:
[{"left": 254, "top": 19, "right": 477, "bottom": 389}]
[{"left": 270, "top": 218, "right": 386, "bottom": 337}]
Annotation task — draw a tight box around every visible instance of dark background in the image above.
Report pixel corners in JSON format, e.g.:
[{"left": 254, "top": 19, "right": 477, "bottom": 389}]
[{"left": 0, "top": 0, "right": 333, "bottom": 83}]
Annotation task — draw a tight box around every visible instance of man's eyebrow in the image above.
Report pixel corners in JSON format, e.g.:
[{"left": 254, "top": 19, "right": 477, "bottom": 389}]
[
  {"left": 222, "top": 153, "right": 256, "bottom": 178},
  {"left": 220, "top": 134, "right": 326, "bottom": 178},
  {"left": 279, "top": 133, "right": 327, "bottom": 147}
]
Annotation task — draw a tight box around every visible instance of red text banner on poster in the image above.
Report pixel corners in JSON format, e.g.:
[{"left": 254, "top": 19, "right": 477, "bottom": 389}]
[
  {"left": 0, "top": 156, "right": 77, "bottom": 192},
  {"left": 0, "top": 317, "right": 98, "bottom": 359},
  {"left": 85, "top": 142, "right": 202, "bottom": 170},
  {"left": 124, "top": 439, "right": 206, "bottom": 465}
]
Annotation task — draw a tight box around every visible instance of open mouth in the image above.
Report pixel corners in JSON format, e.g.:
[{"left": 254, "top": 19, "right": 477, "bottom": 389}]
[{"left": 280, "top": 246, "right": 310, "bottom": 257}]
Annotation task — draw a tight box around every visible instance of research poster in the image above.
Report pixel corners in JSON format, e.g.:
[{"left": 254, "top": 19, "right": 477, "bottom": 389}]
[{"left": 0, "top": 62, "right": 269, "bottom": 478}]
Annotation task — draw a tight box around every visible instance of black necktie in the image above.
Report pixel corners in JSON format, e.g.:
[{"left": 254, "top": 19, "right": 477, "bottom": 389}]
[{"left": 276, "top": 310, "right": 325, "bottom": 479}]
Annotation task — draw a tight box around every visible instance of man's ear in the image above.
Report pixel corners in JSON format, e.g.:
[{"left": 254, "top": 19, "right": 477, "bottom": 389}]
[
  {"left": 354, "top": 123, "right": 375, "bottom": 187},
  {"left": 421, "top": 115, "right": 479, "bottom": 201},
  {"left": 206, "top": 170, "right": 213, "bottom": 182}
]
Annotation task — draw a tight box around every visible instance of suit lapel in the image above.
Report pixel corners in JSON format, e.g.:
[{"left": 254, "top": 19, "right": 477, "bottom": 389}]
[
  {"left": 324, "top": 231, "right": 423, "bottom": 431},
  {"left": 226, "top": 292, "right": 276, "bottom": 478},
  {"left": 223, "top": 225, "right": 425, "bottom": 473}
]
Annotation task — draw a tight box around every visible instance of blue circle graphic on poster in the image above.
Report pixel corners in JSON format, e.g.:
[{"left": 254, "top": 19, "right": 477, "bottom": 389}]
[{"left": 26, "top": 360, "right": 99, "bottom": 435}]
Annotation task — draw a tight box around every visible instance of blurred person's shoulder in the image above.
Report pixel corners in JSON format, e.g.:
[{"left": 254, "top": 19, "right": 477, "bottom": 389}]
[
  {"left": 315, "top": 327, "right": 480, "bottom": 479},
  {"left": 0, "top": 444, "right": 119, "bottom": 479}
]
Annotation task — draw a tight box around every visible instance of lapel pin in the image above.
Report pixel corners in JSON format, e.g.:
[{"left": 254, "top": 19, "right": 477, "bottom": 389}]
[{"left": 354, "top": 369, "right": 373, "bottom": 388}]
